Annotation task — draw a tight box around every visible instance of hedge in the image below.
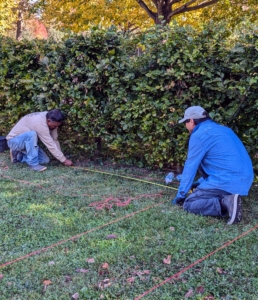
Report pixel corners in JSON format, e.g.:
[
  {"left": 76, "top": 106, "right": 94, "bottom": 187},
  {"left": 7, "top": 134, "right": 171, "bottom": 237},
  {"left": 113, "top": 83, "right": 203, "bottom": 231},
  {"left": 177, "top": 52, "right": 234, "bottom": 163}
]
[{"left": 0, "top": 22, "right": 257, "bottom": 170}]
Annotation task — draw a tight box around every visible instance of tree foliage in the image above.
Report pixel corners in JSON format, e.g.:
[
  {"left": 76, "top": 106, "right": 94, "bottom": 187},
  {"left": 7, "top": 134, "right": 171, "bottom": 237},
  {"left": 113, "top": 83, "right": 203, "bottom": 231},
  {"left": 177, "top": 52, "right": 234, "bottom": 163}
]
[
  {"left": 175, "top": 0, "right": 258, "bottom": 29},
  {"left": 0, "top": 0, "right": 17, "bottom": 34},
  {"left": 37, "top": 0, "right": 258, "bottom": 33},
  {"left": 0, "top": 0, "right": 43, "bottom": 39},
  {"left": 40, "top": 0, "right": 153, "bottom": 32}
]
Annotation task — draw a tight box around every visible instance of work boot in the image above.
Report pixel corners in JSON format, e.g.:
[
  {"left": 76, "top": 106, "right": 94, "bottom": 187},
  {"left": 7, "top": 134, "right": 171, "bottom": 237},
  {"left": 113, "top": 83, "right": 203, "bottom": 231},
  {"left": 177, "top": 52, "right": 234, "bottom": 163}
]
[
  {"left": 28, "top": 164, "right": 47, "bottom": 172},
  {"left": 221, "top": 194, "right": 242, "bottom": 225},
  {"left": 10, "top": 149, "right": 20, "bottom": 163}
]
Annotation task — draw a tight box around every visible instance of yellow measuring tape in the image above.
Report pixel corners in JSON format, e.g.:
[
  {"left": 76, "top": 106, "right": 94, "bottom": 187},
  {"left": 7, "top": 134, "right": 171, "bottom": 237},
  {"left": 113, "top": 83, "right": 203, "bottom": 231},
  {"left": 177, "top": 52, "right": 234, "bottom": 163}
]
[{"left": 71, "top": 166, "right": 179, "bottom": 191}]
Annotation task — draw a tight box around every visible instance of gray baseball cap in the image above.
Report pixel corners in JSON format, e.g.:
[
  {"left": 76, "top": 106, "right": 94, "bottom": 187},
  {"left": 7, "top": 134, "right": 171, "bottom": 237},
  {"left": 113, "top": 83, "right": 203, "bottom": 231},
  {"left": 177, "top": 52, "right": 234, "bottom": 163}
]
[{"left": 178, "top": 106, "right": 206, "bottom": 123}]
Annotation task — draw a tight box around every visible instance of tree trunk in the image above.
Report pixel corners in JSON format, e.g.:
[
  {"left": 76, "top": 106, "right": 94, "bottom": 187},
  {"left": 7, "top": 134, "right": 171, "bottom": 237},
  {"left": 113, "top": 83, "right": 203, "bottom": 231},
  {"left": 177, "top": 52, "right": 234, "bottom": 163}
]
[
  {"left": 137, "top": 0, "right": 219, "bottom": 26},
  {"left": 155, "top": 0, "right": 171, "bottom": 25},
  {"left": 16, "top": 0, "right": 25, "bottom": 40},
  {"left": 16, "top": 11, "right": 23, "bottom": 40}
]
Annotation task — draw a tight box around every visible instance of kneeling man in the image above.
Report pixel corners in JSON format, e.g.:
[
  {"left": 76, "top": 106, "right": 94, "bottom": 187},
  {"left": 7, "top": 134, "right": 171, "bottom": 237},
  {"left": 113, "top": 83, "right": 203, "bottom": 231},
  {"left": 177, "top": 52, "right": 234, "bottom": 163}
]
[
  {"left": 171, "top": 106, "right": 254, "bottom": 225},
  {"left": 7, "top": 109, "right": 73, "bottom": 172}
]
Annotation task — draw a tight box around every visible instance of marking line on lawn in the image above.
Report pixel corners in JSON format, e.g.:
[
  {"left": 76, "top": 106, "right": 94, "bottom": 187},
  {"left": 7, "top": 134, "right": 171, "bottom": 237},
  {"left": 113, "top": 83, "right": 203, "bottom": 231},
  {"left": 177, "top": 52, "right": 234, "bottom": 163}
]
[
  {"left": 134, "top": 222, "right": 258, "bottom": 299},
  {"left": 0, "top": 200, "right": 166, "bottom": 269},
  {"left": 3, "top": 163, "right": 256, "bottom": 299}
]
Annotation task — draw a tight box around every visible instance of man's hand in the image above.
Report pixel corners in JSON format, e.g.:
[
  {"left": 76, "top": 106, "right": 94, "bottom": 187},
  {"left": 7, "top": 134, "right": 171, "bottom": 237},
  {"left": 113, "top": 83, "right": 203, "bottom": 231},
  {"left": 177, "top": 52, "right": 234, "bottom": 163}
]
[
  {"left": 63, "top": 159, "right": 73, "bottom": 166},
  {"left": 171, "top": 197, "right": 185, "bottom": 206}
]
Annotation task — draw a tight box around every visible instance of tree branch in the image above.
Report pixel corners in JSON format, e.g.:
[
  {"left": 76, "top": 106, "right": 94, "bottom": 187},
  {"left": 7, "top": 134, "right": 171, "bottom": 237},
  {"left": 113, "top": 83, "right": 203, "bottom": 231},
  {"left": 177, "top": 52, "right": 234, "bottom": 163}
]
[
  {"left": 150, "top": 0, "right": 158, "bottom": 7},
  {"left": 169, "top": 0, "right": 183, "bottom": 5},
  {"left": 169, "top": 0, "right": 219, "bottom": 18},
  {"left": 136, "top": 0, "right": 156, "bottom": 21}
]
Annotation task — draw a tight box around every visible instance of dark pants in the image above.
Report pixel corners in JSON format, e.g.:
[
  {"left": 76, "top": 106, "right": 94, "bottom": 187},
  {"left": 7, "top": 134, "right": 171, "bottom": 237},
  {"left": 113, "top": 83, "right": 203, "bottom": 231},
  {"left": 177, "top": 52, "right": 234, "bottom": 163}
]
[{"left": 183, "top": 188, "right": 230, "bottom": 217}]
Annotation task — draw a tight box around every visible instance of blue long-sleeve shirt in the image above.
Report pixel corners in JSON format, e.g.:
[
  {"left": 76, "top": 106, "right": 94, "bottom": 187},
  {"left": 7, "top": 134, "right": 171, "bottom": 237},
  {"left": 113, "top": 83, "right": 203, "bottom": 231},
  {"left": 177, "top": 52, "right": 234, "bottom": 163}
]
[{"left": 176, "top": 120, "right": 254, "bottom": 198}]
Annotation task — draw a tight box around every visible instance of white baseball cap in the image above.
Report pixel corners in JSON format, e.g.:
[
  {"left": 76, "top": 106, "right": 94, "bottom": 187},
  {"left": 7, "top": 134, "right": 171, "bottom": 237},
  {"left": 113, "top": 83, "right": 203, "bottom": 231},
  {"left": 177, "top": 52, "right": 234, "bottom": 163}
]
[{"left": 178, "top": 106, "right": 206, "bottom": 123}]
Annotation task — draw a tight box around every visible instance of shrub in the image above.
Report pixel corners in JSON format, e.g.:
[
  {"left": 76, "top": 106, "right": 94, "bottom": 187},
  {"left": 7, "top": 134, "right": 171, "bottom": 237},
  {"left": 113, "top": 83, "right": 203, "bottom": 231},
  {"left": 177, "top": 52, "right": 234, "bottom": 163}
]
[{"left": 0, "top": 22, "right": 257, "bottom": 170}]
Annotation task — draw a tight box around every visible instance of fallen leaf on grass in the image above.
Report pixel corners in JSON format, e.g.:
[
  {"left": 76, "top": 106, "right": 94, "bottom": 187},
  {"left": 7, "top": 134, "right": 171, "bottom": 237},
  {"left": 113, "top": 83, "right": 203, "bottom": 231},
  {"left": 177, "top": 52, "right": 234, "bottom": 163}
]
[
  {"left": 102, "top": 262, "right": 109, "bottom": 269},
  {"left": 185, "top": 288, "right": 193, "bottom": 298},
  {"left": 48, "top": 261, "right": 55, "bottom": 265},
  {"left": 98, "top": 278, "right": 112, "bottom": 289},
  {"left": 64, "top": 275, "right": 72, "bottom": 282},
  {"left": 43, "top": 280, "right": 52, "bottom": 286},
  {"left": 163, "top": 255, "right": 172, "bottom": 264},
  {"left": 105, "top": 234, "right": 117, "bottom": 239},
  {"left": 133, "top": 270, "right": 151, "bottom": 277},
  {"left": 169, "top": 227, "right": 175, "bottom": 231},
  {"left": 43, "top": 279, "right": 52, "bottom": 293},
  {"left": 0, "top": 274, "right": 3, "bottom": 280},
  {"left": 72, "top": 292, "right": 79, "bottom": 299},
  {"left": 196, "top": 286, "right": 205, "bottom": 294},
  {"left": 126, "top": 277, "right": 135, "bottom": 284},
  {"left": 86, "top": 258, "right": 95, "bottom": 263},
  {"left": 216, "top": 267, "right": 227, "bottom": 274},
  {"left": 76, "top": 268, "right": 89, "bottom": 273}
]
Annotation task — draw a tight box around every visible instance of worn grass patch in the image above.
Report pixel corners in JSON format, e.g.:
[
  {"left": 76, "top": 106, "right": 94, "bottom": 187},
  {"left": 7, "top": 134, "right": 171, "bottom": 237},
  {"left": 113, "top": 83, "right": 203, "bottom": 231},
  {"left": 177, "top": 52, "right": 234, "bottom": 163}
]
[{"left": 0, "top": 152, "right": 258, "bottom": 300}]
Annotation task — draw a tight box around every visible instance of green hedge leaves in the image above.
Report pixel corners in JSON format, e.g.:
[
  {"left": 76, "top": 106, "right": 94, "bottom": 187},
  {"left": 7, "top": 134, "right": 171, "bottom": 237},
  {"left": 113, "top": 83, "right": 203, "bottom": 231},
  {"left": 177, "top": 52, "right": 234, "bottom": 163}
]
[{"left": 0, "top": 22, "right": 257, "bottom": 170}]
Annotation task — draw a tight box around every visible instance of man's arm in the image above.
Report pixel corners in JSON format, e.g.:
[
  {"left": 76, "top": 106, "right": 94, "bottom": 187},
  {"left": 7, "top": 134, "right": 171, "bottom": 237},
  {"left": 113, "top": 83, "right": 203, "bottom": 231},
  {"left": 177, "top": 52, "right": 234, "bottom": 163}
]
[
  {"left": 49, "top": 128, "right": 73, "bottom": 166},
  {"left": 176, "top": 136, "right": 206, "bottom": 198},
  {"left": 35, "top": 124, "right": 67, "bottom": 162}
]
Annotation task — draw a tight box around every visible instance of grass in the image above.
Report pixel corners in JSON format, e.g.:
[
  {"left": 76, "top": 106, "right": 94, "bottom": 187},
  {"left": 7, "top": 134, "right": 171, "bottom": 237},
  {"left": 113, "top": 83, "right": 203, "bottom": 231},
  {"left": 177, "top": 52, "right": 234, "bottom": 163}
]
[{"left": 0, "top": 152, "right": 258, "bottom": 300}]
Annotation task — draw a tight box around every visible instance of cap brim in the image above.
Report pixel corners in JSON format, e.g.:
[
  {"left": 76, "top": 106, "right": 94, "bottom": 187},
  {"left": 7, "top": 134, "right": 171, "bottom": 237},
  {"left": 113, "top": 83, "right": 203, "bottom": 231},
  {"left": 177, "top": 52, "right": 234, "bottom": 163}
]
[{"left": 178, "top": 118, "right": 186, "bottom": 124}]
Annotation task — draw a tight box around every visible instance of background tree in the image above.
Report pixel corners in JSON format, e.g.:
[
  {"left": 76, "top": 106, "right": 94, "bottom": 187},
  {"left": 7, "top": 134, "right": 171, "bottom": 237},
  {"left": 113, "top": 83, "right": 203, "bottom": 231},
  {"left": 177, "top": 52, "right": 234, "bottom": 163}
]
[
  {"left": 0, "top": 0, "right": 17, "bottom": 35},
  {"left": 0, "top": 0, "right": 48, "bottom": 40},
  {"left": 16, "top": 0, "right": 28, "bottom": 40},
  {"left": 40, "top": 0, "right": 153, "bottom": 33},
  {"left": 136, "top": 0, "right": 219, "bottom": 25},
  {"left": 35, "top": 0, "right": 258, "bottom": 33},
  {"left": 175, "top": 0, "right": 258, "bottom": 29}
]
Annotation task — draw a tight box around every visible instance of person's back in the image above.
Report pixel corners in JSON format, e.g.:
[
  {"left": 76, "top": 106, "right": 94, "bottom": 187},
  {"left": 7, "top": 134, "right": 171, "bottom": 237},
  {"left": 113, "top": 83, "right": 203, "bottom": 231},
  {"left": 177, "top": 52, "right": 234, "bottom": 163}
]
[
  {"left": 191, "top": 120, "right": 253, "bottom": 195},
  {"left": 7, "top": 112, "right": 49, "bottom": 141},
  {"left": 172, "top": 106, "right": 254, "bottom": 225}
]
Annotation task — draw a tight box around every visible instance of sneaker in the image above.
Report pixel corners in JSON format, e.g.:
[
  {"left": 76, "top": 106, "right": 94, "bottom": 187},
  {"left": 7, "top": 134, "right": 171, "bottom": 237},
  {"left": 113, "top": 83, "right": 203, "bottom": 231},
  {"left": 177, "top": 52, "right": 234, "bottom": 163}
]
[
  {"left": 221, "top": 194, "right": 242, "bottom": 225},
  {"left": 28, "top": 164, "right": 47, "bottom": 172},
  {"left": 10, "top": 149, "right": 20, "bottom": 163}
]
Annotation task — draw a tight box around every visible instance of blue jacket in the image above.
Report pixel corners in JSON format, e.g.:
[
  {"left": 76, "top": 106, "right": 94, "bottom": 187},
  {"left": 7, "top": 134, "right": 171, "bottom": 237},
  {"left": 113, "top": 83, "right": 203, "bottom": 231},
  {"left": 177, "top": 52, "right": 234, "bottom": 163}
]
[{"left": 176, "top": 120, "right": 254, "bottom": 198}]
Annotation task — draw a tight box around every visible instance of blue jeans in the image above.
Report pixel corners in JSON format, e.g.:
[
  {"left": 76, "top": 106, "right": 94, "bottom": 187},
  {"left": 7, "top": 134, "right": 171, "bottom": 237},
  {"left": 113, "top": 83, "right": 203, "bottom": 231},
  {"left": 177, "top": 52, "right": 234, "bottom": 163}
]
[
  {"left": 183, "top": 188, "right": 230, "bottom": 217},
  {"left": 7, "top": 131, "right": 49, "bottom": 166}
]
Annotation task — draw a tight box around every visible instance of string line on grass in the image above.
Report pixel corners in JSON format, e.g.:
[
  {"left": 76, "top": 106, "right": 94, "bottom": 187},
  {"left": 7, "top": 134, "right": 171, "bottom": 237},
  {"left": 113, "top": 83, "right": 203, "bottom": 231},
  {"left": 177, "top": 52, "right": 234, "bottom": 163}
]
[
  {"left": 134, "top": 222, "right": 258, "bottom": 300},
  {"left": 0, "top": 200, "right": 166, "bottom": 269},
  {"left": 71, "top": 166, "right": 179, "bottom": 191}
]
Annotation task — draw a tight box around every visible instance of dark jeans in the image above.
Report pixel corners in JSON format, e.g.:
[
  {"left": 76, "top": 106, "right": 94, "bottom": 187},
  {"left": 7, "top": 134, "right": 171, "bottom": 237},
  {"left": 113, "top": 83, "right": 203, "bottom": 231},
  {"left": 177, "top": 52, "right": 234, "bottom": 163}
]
[{"left": 183, "top": 188, "right": 230, "bottom": 217}]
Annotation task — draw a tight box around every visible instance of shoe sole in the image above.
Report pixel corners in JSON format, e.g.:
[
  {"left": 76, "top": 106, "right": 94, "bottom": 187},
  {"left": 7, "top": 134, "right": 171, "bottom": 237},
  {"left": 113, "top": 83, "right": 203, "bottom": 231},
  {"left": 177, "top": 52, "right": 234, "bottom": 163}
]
[
  {"left": 29, "top": 166, "right": 47, "bottom": 172},
  {"left": 38, "top": 166, "right": 47, "bottom": 172},
  {"left": 10, "top": 149, "right": 14, "bottom": 163},
  {"left": 227, "top": 194, "right": 242, "bottom": 225}
]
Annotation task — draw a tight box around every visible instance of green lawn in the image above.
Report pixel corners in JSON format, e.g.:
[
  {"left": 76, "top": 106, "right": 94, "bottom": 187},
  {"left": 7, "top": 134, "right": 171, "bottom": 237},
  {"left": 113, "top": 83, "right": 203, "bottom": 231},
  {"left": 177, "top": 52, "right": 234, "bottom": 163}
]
[{"left": 0, "top": 152, "right": 258, "bottom": 300}]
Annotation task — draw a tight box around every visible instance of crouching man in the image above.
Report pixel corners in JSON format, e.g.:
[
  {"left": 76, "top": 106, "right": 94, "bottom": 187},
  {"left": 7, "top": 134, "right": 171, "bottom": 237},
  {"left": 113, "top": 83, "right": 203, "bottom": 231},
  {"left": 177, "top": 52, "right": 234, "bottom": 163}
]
[
  {"left": 6, "top": 109, "right": 73, "bottom": 172},
  {"left": 171, "top": 106, "right": 254, "bottom": 225}
]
